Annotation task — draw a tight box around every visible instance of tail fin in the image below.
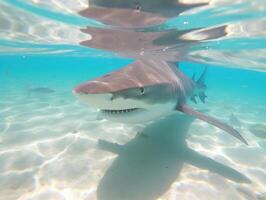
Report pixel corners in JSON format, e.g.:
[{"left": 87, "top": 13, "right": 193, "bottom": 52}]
[{"left": 177, "top": 104, "right": 248, "bottom": 145}]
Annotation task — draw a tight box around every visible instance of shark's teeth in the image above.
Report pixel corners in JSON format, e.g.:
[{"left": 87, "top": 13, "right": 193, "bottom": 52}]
[{"left": 102, "top": 108, "right": 140, "bottom": 114}]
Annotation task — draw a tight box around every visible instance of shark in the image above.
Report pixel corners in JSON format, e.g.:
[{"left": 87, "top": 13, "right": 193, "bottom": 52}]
[{"left": 74, "top": 59, "right": 248, "bottom": 145}]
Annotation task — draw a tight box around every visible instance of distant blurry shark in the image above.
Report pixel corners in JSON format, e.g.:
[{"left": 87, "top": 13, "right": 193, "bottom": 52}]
[
  {"left": 74, "top": 60, "right": 248, "bottom": 145},
  {"left": 28, "top": 87, "right": 55, "bottom": 94}
]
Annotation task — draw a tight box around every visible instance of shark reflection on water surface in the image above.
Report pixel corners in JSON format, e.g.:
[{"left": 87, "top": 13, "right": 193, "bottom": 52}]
[{"left": 79, "top": 0, "right": 227, "bottom": 60}]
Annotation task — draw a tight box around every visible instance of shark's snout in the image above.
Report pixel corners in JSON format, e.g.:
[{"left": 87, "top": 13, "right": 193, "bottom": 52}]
[
  {"left": 73, "top": 79, "right": 115, "bottom": 110},
  {"left": 74, "top": 81, "right": 113, "bottom": 94},
  {"left": 74, "top": 80, "right": 139, "bottom": 110}
]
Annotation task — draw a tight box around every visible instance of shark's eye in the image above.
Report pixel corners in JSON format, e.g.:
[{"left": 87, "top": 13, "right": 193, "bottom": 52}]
[{"left": 140, "top": 87, "right": 145, "bottom": 95}]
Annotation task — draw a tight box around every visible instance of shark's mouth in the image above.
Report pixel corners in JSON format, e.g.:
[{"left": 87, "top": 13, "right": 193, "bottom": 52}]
[{"left": 101, "top": 108, "right": 142, "bottom": 114}]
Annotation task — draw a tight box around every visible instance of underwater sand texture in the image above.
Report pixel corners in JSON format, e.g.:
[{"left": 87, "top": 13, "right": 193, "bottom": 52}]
[{"left": 0, "top": 77, "right": 265, "bottom": 200}]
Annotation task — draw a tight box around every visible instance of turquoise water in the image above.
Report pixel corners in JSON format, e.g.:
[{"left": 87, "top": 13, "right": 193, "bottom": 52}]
[{"left": 1, "top": 1, "right": 266, "bottom": 200}]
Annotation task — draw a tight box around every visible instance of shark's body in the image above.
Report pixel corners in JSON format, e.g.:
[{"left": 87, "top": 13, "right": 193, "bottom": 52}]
[{"left": 74, "top": 60, "right": 247, "bottom": 144}]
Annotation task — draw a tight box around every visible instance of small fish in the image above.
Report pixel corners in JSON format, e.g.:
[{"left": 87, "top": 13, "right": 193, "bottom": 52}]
[{"left": 28, "top": 87, "right": 55, "bottom": 94}]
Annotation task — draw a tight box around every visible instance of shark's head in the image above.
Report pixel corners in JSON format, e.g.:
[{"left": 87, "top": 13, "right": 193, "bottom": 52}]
[{"left": 74, "top": 60, "right": 180, "bottom": 123}]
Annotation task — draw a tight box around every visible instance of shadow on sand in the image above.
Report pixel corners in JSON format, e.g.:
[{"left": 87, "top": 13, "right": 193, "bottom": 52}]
[{"left": 97, "top": 113, "right": 250, "bottom": 200}]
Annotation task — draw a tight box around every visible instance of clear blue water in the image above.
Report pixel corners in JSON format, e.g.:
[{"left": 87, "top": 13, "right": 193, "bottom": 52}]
[{"left": 0, "top": 1, "right": 266, "bottom": 200}]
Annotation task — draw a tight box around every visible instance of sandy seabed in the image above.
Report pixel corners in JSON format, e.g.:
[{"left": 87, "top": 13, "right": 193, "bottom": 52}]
[{"left": 0, "top": 86, "right": 265, "bottom": 200}]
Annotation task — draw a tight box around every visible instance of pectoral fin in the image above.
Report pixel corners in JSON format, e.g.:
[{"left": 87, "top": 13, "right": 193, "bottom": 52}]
[{"left": 177, "top": 104, "right": 248, "bottom": 145}]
